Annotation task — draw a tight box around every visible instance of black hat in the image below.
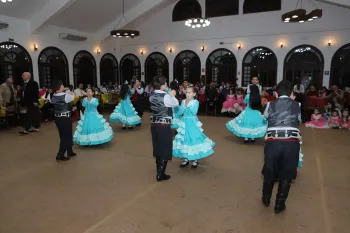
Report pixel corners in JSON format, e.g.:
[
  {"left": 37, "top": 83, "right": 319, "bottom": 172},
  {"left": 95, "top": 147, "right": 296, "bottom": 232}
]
[{"left": 53, "top": 79, "right": 63, "bottom": 91}]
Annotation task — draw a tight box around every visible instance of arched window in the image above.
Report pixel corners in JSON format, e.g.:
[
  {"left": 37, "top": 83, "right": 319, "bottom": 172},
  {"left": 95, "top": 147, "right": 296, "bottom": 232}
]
[
  {"left": 73, "top": 50, "right": 97, "bottom": 87},
  {"left": 120, "top": 53, "right": 141, "bottom": 83},
  {"left": 243, "top": 0, "right": 281, "bottom": 14},
  {"left": 206, "top": 0, "right": 239, "bottom": 18},
  {"left": 174, "top": 50, "right": 201, "bottom": 84},
  {"left": 206, "top": 48, "right": 237, "bottom": 85},
  {"left": 172, "top": 0, "right": 202, "bottom": 22},
  {"left": 38, "top": 47, "right": 69, "bottom": 88},
  {"left": 330, "top": 43, "right": 350, "bottom": 88},
  {"left": 145, "top": 52, "right": 169, "bottom": 84},
  {"left": 0, "top": 42, "right": 33, "bottom": 86},
  {"left": 100, "top": 53, "right": 118, "bottom": 85},
  {"left": 242, "top": 47, "right": 277, "bottom": 87},
  {"left": 284, "top": 45, "right": 324, "bottom": 88}
]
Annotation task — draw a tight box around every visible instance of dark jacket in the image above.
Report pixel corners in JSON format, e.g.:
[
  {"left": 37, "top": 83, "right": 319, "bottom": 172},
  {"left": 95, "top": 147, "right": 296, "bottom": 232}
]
[
  {"left": 21, "top": 79, "right": 39, "bottom": 107},
  {"left": 205, "top": 86, "right": 217, "bottom": 101}
]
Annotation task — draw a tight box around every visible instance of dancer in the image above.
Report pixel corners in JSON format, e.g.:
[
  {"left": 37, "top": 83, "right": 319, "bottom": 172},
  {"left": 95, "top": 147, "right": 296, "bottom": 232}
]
[
  {"left": 173, "top": 85, "right": 215, "bottom": 168},
  {"left": 110, "top": 82, "right": 141, "bottom": 129},
  {"left": 247, "top": 76, "right": 262, "bottom": 94},
  {"left": 221, "top": 88, "right": 236, "bottom": 114},
  {"left": 73, "top": 88, "right": 114, "bottom": 146},
  {"left": 149, "top": 75, "right": 179, "bottom": 182},
  {"left": 51, "top": 80, "right": 76, "bottom": 162},
  {"left": 262, "top": 80, "right": 301, "bottom": 214},
  {"left": 305, "top": 108, "right": 329, "bottom": 129},
  {"left": 226, "top": 85, "right": 267, "bottom": 143}
]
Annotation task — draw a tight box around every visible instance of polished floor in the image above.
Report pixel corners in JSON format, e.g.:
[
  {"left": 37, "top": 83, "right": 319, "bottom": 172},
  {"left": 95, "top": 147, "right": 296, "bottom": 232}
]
[{"left": 0, "top": 113, "right": 349, "bottom": 233}]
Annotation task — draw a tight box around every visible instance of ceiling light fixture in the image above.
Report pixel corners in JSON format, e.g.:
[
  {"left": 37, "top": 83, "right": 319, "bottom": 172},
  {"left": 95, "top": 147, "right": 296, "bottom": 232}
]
[
  {"left": 110, "top": 0, "right": 140, "bottom": 38},
  {"left": 185, "top": 18, "right": 210, "bottom": 28},
  {"left": 1, "top": 0, "right": 13, "bottom": 3},
  {"left": 281, "top": 0, "right": 322, "bottom": 23}
]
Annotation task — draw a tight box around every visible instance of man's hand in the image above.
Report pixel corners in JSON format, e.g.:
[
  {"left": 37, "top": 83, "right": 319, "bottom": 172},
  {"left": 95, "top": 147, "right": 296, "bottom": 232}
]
[{"left": 169, "top": 90, "right": 176, "bottom": 97}]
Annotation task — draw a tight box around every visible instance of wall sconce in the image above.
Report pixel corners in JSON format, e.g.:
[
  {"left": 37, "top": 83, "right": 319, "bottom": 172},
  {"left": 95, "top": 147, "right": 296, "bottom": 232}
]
[
  {"left": 33, "top": 44, "right": 38, "bottom": 51},
  {"left": 169, "top": 47, "right": 172, "bottom": 53},
  {"left": 140, "top": 49, "right": 144, "bottom": 55},
  {"left": 237, "top": 44, "right": 241, "bottom": 50},
  {"left": 97, "top": 49, "right": 101, "bottom": 54},
  {"left": 280, "top": 42, "right": 284, "bottom": 48},
  {"left": 201, "top": 46, "right": 205, "bottom": 51},
  {"left": 328, "top": 40, "right": 332, "bottom": 46}
]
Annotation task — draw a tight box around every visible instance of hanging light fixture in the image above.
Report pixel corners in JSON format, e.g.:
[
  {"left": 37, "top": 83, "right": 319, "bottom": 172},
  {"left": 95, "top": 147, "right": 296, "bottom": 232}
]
[
  {"left": 282, "top": 0, "right": 322, "bottom": 23},
  {"left": 1, "top": 0, "right": 13, "bottom": 3},
  {"left": 185, "top": 18, "right": 210, "bottom": 28},
  {"left": 110, "top": 0, "right": 140, "bottom": 38}
]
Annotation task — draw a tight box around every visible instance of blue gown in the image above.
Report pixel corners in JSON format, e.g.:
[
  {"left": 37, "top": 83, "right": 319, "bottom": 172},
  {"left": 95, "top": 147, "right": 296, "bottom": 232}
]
[
  {"left": 226, "top": 94, "right": 267, "bottom": 139},
  {"left": 173, "top": 99, "right": 215, "bottom": 160},
  {"left": 110, "top": 92, "right": 141, "bottom": 125},
  {"left": 171, "top": 106, "right": 181, "bottom": 129},
  {"left": 73, "top": 98, "right": 114, "bottom": 146}
]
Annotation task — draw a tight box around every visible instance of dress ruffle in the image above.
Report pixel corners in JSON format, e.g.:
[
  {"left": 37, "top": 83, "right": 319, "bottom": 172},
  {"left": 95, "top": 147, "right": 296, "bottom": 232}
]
[
  {"left": 173, "top": 119, "right": 215, "bottom": 160},
  {"left": 74, "top": 113, "right": 114, "bottom": 146},
  {"left": 110, "top": 101, "right": 141, "bottom": 125},
  {"left": 305, "top": 122, "right": 329, "bottom": 129}
]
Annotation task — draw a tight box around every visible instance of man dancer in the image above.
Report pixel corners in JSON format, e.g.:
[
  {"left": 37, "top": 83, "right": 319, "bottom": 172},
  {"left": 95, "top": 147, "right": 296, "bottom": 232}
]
[{"left": 262, "top": 80, "right": 301, "bottom": 214}]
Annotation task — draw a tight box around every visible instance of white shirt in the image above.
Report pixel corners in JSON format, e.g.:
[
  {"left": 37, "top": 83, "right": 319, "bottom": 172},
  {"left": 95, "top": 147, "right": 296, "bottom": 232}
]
[
  {"left": 100, "top": 87, "right": 108, "bottom": 94},
  {"left": 154, "top": 90, "right": 179, "bottom": 108},
  {"left": 247, "top": 84, "right": 262, "bottom": 94},
  {"left": 293, "top": 84, "right": 305, "bottom": 94},
  {"left": 130, "top": 87, "right": 144, "bottom": 95},
  {"left": 74, "top": 88, "right": 86, "bottom": 97},
  {"left": 54, "top": 91, "right": 75, "bottom": 103},
  {"left": 264, "top": 96, "right": 300, "bottom": 131}
]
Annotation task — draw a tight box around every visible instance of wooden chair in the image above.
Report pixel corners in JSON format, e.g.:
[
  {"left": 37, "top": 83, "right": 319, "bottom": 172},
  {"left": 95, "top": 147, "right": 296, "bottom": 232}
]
[{"left": 206, "top": 100, "right": 216, "bottom": 116}]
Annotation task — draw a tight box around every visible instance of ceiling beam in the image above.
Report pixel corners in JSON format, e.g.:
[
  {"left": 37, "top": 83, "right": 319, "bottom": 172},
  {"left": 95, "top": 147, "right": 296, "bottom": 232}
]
[
  {"left": 30, "top": 0, "right": 78, "bottom": 33},
  {"left": 315, "top": 0, "right": 350, "bottom": 9},
  {"left": 94, "top": 0, "right": 177, "bottom": 43}
]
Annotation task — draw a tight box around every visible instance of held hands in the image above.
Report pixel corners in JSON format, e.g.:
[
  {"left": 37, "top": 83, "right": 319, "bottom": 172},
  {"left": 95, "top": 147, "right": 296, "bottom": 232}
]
[{"left": 169, "top": 90, "right": 176, "bottom": 97}]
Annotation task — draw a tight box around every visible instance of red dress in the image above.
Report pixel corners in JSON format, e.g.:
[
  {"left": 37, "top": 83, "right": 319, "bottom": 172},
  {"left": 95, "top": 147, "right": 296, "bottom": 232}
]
[{"left": 305, "top": 114, "right": 329, "bottom": 129}]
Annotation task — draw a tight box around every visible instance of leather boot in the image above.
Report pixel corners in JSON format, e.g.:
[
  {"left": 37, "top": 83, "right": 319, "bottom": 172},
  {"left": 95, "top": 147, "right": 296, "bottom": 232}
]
[
  {"left": 56, "top": 154, "right": 69, "bottom": 162},
  {"left": 274, "top": 180, "right": 291, "bottom": 214},
  {"left": 156, "top": 158, "right": 171, "bottom": 182},
  {"left": 262, "top": 180, "right": 274, "bottom": 207}
]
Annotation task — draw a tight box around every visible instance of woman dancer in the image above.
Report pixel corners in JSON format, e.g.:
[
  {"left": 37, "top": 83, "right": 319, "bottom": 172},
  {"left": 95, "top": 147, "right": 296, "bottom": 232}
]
[
  {"left": 226, "top": 85, "right": 267, "bottom": 143},
  {"left": 110, "top": 82, "right": 141, "bottom": 129},
  {"left": 173, "top": 84, "right": 215, "bottom": 168},
  {"left": 73, "top": 88, "right": 114, "bottom": 146}
]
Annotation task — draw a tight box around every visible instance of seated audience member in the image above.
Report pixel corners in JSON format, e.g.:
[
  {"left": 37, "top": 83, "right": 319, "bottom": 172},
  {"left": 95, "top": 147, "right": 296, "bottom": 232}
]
[
  {"left": 205, "top": 81, "right": 218, "bottom": 102},
  {"left": 39, "top": 86, "right": 47, "bottom": 97},
  {"left": 41, "top": 88, "right": 54, "bottom": 121},
  {"left": 0, "top": 77, "right": 16, "bottom": 114},
  {"left": 74, "top": 83, "right": 86, "bottom": 97},
  {"left": 324, "top": 84, "right": 344, "bottom": 110},
  {"left": 305, "top": 85, "right": 318, "bottom": 96},
  {"left": 321, "top": 86, "right": 331, "bottom": 97}
]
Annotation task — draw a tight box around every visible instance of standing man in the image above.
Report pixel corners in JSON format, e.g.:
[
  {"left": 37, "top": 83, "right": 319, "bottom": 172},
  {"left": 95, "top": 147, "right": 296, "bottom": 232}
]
[
  {"left": 130, "top": 79, "right": 144, "bottom": 126},
  {"left": 262, "top": 80, "right": 301, "bottom": 214},
  {"left": 0, "top": 77, "right": 16, "bottom": 114},
  {"left": 19, "top": 72, "right": 40, "bottom": 135}
]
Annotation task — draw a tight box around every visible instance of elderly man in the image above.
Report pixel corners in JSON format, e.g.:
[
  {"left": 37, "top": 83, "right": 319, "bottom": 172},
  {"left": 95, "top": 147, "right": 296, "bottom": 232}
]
[
  {"left": 324, "top": 84, "right": 344, "bottom": 110},
  {"left": 19, "top": 72, "right": 40, "bottom": 135},
  {"left": 0, "top": 77, "right": 16, "bottom": 113}
]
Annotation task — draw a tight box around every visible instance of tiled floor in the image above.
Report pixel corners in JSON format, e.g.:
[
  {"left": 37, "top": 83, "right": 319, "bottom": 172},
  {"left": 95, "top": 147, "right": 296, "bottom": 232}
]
[{"left": 0, "top": 113, "right": 349, "bottom": 233}]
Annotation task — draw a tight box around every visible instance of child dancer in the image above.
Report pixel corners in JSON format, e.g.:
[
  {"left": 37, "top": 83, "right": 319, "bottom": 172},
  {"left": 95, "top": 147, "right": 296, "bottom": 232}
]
[
  {"left": 73, "top": 88, "right": 114, "bottom": 146},
  {"left": 341, "top": 108, "right": 349, "bottom": 129},
  {"left": 329, "top": 108, "right": 342, "bottom": 129},
  {"left": 247, "top": 76, "right": 262, "bottom": 94},
  {"left": 226, "top": 85, "right": 267, "bottom": 143},
  {"left": 262, "top": 81, "right": 301, "bottom": 214},
  {"left": 173, "top": 84, "right": 215, "bottom": 168},
  {"left": 221, "top": 88, "right": 236, "bottom": 114},
  {"left": 149, "top": 75, "right": 179, "bottom": 182},
  {"left": 51, "top": 80, "right": 76, "bottom": 162},
  {"left": 305, "top": 108, "right": 329, "bottom": 129},
  {"left": 110, "top": 82, "right": 141, "bottom": 129}
]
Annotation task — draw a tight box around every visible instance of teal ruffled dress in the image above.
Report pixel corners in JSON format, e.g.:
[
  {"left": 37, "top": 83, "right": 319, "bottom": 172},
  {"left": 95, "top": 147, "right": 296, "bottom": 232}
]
[
  {"left": 110, "top": 92, "right": 141, "bottom": 125},
  {"left": 226, "top": 94, "right": 267, "bottom": 139},
  {"left": 73, "top": 98, "right": 114, "bottom": 146},
  {"left": 173, "top": 99, "right": 215, "bottom": 160}
]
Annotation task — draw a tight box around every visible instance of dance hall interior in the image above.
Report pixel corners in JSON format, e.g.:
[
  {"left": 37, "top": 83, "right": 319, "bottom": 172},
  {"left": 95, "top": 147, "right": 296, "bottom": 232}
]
[{"left": 0, "top": 0, "right": 350, "bottom": 233}]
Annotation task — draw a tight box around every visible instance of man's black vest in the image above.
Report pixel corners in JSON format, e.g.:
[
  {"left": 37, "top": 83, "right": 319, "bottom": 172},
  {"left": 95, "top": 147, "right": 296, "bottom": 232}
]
[
  {"left": 149, "top": 92, "right": 173, "bottom": 124},
  {"left": 268, "top": 97, "right": 300, "bottom": 128},
  {"left": 51, "top": 94, "right": 71, "bottom": 114}
]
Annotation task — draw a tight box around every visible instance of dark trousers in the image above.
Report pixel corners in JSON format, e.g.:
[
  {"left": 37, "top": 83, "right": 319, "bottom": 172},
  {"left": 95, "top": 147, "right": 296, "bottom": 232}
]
[
  {"left": 262, "top": 140, "right": 300, "bottom": 181},
  {"left": 24, "top": 105, "right": 40, "bottom": 131},
  {"left": 151, "top": 124, "right": 172, "bottom": 160},
  {"left": 55, "top": 117, "right": 73, "bottom": 155}
]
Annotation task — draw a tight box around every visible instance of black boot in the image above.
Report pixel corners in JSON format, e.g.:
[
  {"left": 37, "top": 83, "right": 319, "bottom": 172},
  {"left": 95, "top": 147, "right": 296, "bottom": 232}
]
[
  {"left": 262, "top": 180, "right": 274, "bottom": 207},
  {"left": 56, "top": 154, "right": 69, "bottom": 162},
  {"left": 68, "top": 152, "right": 77, "bottom": 157},
  {"left": 156, "top": 157, "right": 171, "bottom": 182},
  {"left": 274, "top": 180, "right": 291, "bottom": 214}
]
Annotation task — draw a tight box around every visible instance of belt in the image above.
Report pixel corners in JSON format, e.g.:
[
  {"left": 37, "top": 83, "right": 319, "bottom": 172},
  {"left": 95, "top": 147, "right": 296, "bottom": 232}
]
[
  {"left": 265, "top": 130, "right": 300, "bottom": 140},
  {"left": 55, "top": 112, "right": 71, "bottom": 117},
  {"left": 150, "top": 116, "right": 172, "bottom": 124}
]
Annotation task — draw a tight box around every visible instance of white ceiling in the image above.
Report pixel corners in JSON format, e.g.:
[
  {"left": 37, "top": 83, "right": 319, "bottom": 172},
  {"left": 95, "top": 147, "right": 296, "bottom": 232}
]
[
  {"left": 47, "top": 0, "right": 144, "bottom": 33},
  {"left": 0, "top": 0, "right": 49, "bottom": 19}
]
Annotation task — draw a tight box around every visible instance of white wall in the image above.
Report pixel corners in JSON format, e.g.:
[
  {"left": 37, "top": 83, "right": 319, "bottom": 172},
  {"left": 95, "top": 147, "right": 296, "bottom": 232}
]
[
  {"left": 107, "top": 0, "right": 350, "bottom": 87},
  {"left": 0, "top": 15, "right": 113, "bottom": 87}
]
